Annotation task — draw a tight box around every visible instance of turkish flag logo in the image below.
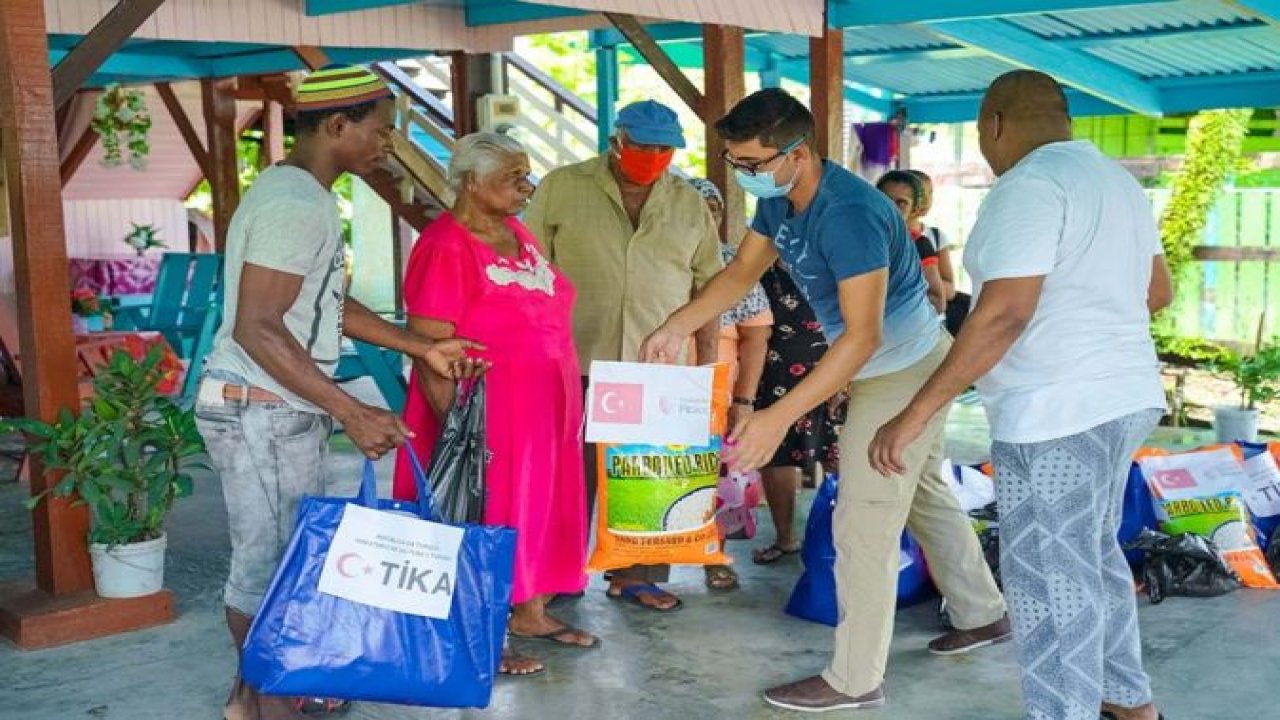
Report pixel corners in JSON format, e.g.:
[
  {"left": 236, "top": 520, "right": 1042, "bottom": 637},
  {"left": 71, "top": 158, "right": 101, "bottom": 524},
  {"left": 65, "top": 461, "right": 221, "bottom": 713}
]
[
  {"left": 1153, "top": 468, "right": 1197, "bottom": 493},
  {"left": 593, "top": 383, "right": 644, "bottom": 424}
]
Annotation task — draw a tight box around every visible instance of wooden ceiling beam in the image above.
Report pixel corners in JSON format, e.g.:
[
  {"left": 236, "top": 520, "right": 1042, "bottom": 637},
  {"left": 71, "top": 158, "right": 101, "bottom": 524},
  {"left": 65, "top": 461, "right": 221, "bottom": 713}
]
[{"left": 50, "top": 0, "right": 167, "bottom": 110}]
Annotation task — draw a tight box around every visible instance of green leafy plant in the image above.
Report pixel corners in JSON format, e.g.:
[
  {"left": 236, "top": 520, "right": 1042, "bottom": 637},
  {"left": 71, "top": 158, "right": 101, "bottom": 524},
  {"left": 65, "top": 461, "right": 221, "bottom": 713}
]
[
  {"left": 92, "top": 84, "right": 153, "bottom": 170},
  {"left": 1157, "top": 108, "right": 1253, "bottom": 285},
  {"left": 0, "top": 346, "right": 204, "bottom": 546},
  {"left": 1153, "top": 329, "right": 1229, "bottom": 366},
  {"left": 1211, "top": 341, "right": 1280, "bottom": 410},
  {"left": 123, "top": 223, "right": 165, "bottom": 256}
]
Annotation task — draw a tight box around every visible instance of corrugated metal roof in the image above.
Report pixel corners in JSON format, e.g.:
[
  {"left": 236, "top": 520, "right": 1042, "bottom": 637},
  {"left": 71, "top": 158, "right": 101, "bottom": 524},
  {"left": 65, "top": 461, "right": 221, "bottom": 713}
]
[
  {"left": 847, "top": 55, "right": 1017, "bottom": 96},
  {"left": 1084, "top": 30, "right": 1280, "bottom": 79},
  {"left": 1006, "top": 1, "right": 1255, "bottom": 38}
]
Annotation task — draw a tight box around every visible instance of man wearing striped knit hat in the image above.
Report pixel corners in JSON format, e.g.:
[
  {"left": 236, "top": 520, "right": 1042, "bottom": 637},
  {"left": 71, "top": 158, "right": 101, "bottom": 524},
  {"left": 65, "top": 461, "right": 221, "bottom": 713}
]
[{"left": 198, "top": 65, "right": 481, "bottom": 720}]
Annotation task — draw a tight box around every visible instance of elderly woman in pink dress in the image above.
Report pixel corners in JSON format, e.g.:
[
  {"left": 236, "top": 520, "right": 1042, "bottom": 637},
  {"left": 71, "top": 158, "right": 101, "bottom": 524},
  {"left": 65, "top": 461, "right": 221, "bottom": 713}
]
[{"left": 392, "top": 132, "right": 594, "bottom": 677}]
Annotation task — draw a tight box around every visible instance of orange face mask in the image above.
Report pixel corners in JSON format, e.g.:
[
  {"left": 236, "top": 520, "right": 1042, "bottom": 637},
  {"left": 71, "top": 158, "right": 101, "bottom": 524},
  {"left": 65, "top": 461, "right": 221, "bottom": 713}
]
[{"left": 616, "top": 145, "right": 675, "bottom": 186}]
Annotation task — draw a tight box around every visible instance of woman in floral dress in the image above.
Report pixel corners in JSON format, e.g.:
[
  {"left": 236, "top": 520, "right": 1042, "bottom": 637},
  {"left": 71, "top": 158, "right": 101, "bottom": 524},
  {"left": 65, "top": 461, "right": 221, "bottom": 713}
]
[{"left": 752, "top": 263, "right": 848, "bottom": 564}]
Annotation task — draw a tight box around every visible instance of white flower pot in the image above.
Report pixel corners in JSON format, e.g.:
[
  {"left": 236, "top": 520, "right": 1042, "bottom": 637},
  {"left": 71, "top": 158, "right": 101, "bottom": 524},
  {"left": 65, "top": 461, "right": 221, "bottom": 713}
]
[
  {"left": 89, "top": 532, "right": 167, "bottom": 599},
  {"left": 1214, "top": 406, "right": 1260, "bottom": 444}
]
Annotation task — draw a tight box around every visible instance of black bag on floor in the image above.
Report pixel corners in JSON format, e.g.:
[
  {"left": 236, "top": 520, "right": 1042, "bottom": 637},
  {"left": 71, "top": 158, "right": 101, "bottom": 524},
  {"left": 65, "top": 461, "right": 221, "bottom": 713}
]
[
  {"left": 426, "top": 378, "right": 487, "bottom": 525},
  {"left": 1125, "top": 529, "right": 1241, "bottom": 604}
]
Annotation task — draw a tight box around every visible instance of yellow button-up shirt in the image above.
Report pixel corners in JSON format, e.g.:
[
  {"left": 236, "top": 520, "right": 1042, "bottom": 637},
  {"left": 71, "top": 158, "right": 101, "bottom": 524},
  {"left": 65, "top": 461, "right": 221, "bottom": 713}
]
[{"left": 524, "top": 155, "right": 722, "bottom": 370}]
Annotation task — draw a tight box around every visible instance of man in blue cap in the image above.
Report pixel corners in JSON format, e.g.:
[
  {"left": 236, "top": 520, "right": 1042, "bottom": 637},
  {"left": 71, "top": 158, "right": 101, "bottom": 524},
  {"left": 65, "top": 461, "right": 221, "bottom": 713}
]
[{"left": 525, "top": 99, "right": 723, "bottom": 612}]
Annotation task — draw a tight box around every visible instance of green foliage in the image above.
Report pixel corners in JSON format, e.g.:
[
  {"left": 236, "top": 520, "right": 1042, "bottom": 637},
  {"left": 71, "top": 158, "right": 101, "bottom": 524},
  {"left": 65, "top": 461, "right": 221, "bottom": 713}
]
[
  {"left": 1157, "top": 109, "right": 1253, "bottom": 285},
  {"left": 0, "top": 347, "right": 205, "bottom": 546},
  {"left": 92, "top": 84, "right": 152, "bottom": 170},
  {"left": 1210, "top": 340, "right": 1280, "bottom": 410},
  {"left": 1153, "top": 329, "right": 1230, "bottom": 365}
]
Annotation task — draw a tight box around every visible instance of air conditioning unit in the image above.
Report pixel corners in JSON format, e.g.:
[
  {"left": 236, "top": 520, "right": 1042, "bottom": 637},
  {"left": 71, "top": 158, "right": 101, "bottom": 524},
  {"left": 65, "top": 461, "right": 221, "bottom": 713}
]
[{"left": 477, "top": 94, "right": 520, "bottom": 133}]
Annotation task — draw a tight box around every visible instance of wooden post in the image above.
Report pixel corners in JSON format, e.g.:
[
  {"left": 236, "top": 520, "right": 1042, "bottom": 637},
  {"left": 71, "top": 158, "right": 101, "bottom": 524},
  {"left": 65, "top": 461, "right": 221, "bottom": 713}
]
[
  {"left": 50, "top": 0, "right": 167, "bottom": 110},
  {"left": 202, "top": 78, "right": 240, "bottom": 253},
  {"left": 1, "top": 0, "right": 175, "bottom": 650},
  {"left": 703, "top": 26, "right": 746, "bottom": 242},
  {"left": 0, "top": 0, "right": 91, "bottom": 597},
  {"left": 449, "top": 52, "right": 496, "bottom": 136},
  {"left": 810, "top": 25, "right": 845, "bottom": 163},
  {"left": 264, "top": 100, "right": 286, "bottom": 167}
]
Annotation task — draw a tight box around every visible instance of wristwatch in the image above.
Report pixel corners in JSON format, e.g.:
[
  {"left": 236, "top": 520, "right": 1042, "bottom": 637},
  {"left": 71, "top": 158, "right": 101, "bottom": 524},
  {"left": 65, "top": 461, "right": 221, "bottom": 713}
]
[{"left": 732, "top": 396, "right": 755, "bottom": 407}]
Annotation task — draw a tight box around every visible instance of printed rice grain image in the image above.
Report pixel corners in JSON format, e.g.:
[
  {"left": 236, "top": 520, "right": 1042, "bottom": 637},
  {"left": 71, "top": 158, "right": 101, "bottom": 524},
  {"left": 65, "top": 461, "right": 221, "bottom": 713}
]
[{"left": 605, "top": 441, "right": 721, "bottom": 534}]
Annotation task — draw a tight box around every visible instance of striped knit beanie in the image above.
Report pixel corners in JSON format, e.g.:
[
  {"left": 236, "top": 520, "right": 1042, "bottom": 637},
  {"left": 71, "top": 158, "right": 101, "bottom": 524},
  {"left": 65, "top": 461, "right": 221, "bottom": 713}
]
[{"left": 294, "top": 64, "right": 392, "bottom": 112}]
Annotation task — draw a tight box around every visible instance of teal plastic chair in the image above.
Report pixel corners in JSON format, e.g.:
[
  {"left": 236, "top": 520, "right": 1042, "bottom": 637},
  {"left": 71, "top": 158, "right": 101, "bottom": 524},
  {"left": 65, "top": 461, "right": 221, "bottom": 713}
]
[
  {"left": 180, "top": 287, "right": 223, "bottom": 403},
  {"left": 114, "top": 253, "right": 224, "bottom": 359},
  {"left": 334, "top": 339, "right": 408, "bottom": 413}
]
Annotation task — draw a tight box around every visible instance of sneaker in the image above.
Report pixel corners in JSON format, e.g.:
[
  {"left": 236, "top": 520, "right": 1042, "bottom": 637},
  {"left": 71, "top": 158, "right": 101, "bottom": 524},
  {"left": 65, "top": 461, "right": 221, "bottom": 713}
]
[
  {"left": 928, "top": 614, "right": 1013, "bottom": 656},
  {"left": 763, "top": 676, "right": 886, "bottom": 713}
]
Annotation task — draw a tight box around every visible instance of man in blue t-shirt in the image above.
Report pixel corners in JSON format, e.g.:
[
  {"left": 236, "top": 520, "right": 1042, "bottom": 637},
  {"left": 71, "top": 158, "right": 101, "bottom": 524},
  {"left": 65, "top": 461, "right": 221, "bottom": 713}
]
[{"left": 641, "top": 89, "right": 1008, "bottom": 713}]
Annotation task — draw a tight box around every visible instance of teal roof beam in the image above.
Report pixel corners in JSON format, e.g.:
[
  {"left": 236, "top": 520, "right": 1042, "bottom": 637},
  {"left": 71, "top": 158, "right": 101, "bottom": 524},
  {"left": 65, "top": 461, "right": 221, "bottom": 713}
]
[{"left": 927, "top": 19, "right": 1163, "bottom": 116}]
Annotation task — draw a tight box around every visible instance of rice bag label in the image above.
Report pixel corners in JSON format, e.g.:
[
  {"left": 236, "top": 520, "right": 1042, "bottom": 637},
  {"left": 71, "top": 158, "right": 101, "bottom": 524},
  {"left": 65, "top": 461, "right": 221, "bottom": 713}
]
[
  {"left": 1159, "top": 492, "right": 1279, "bottom": 590},
  {"left": 604, "top": 442, "right": 720, "bottom": 534}
]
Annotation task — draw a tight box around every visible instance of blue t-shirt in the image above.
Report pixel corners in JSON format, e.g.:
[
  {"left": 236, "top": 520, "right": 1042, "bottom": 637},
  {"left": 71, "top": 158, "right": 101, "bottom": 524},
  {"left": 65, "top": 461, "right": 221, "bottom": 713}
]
[{"left": 751, "top": 161, "right": 940, "bottom": 379}]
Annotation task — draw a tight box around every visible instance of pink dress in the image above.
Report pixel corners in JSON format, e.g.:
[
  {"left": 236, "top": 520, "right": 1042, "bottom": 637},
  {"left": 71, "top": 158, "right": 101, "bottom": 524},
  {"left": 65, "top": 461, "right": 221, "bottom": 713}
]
[{"left": 392, "top": 212, "right": 588, "bottom": 605}]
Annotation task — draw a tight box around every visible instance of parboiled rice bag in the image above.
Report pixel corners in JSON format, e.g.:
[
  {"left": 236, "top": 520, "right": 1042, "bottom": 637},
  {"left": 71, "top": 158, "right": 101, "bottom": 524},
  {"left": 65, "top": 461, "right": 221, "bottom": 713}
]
[
  {"left": 587, "top": 364, "right": 730, "bottom": 571},
  {"left": 1158, "top": 491, "right": 1279, "bottom": 589}
]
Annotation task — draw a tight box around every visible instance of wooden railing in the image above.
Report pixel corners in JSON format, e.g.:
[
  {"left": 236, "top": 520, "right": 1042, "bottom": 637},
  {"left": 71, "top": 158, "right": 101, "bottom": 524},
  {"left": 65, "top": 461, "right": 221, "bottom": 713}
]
[{"left": 502, "top": 53, "right": 598, "bottom": 174}]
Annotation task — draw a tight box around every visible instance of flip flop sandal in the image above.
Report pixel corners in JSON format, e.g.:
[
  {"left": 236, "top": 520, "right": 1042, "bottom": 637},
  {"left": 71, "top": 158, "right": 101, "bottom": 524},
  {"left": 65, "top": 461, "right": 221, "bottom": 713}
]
[
  {"left": 295, "top": 698, "right": 352, "bottom": 716},
  {"left": 752, "top": 543, "right": 801, "bottom": 565},
  {"left": 606, "top": 582, "right": 684, "bottom": 612},
  {"left": 498, "top": 653, "right": 546, "bottom": 677},
  {"left": 704, "top": 565, "right": 740, "bottom": 592},
  {"left": 510, "top": 625, "right": 601, "bottom": 649}
]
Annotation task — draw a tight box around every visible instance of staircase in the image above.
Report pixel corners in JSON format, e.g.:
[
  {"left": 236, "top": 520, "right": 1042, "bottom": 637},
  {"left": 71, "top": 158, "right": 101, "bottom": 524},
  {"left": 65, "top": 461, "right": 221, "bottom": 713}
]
[{"left": 360, "top": 53, "right": 600, "bottom": 232}]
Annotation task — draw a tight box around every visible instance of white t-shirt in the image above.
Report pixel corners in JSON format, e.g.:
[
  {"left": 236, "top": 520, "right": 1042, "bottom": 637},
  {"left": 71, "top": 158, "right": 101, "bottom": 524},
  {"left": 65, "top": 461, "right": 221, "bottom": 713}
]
[
  {"left": 964, "top": 141, "right": 1166, "bottom": 444},
  {"left": 205, "top": 165, "right": 347, "bottom": 412}
]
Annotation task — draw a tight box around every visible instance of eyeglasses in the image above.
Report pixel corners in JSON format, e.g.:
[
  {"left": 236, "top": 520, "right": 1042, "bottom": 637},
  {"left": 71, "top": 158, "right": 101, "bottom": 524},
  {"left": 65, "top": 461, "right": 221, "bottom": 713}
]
[{"left": 720, "top": 135, "right": 807, "bottom": 176}]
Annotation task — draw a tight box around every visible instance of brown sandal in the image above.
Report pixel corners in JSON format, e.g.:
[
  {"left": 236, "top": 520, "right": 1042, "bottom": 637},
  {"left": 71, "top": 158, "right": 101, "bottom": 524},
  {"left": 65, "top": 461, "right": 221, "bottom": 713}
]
[{"left": 704, "top": 564, "right": 740, "bottom": 591}]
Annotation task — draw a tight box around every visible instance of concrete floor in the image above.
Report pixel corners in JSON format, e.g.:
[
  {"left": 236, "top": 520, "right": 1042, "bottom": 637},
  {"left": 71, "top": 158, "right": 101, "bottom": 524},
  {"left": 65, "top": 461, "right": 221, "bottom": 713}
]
[{"left": 1, "top": 387, "right": 1278, "bottom": 720}]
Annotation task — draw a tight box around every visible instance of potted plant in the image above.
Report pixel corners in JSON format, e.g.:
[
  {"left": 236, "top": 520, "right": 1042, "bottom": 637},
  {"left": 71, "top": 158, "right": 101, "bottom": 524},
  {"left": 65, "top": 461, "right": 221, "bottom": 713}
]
[
  {"left": 70, "top": 287, "right": 110, "bottom": 333},
  {"left": 0, "top": 346, "right": 204, "bottom": 598},
  {"left": 91, "top": 84, "right": 153, "bottom": 170},
  {"left": 123, "top": 223, "right": 165, "bottom": 256},
  {"left": 1210, "top": 340, "right": 1280, "bottom": 443}
]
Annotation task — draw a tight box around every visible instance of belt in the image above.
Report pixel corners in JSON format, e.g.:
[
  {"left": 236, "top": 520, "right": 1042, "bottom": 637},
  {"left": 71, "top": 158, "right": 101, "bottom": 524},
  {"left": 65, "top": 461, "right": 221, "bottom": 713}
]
[{"left": 220, "top": 383, "right": 285, "bottom": 404}]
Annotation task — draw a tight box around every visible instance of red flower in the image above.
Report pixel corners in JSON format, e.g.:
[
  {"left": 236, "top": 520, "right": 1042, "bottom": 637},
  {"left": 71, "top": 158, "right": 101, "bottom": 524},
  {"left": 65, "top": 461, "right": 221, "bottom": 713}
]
[
  {"left": 789, "top": 363, "right": 807, "bottom": 377},
  {"left": 803, "top": 321, "right": 822, "bottom": 332}
]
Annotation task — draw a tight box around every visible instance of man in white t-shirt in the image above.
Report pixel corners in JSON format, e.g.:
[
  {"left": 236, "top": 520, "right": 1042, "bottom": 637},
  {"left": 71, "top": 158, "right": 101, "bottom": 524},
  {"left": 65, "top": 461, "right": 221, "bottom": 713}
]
[
  {"left": 869, "top": 71, "right": 1171, "bottom": 720},
  {"left": 198, "top": 65, "right": 482, "bottom": 720}
]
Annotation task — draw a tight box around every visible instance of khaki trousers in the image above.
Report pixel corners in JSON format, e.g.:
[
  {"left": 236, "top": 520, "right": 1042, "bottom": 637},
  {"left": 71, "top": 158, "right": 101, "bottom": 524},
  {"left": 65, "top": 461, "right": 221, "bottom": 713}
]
[{"left": 822, "top": 336, "right": 1006, "bottom": 696}]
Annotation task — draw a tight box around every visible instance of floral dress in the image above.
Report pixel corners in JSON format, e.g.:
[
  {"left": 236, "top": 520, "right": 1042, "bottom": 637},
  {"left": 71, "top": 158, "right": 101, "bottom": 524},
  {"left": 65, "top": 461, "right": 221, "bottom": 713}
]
[{"left": 755, "top": 262, "right": 847, "bottom": 471}]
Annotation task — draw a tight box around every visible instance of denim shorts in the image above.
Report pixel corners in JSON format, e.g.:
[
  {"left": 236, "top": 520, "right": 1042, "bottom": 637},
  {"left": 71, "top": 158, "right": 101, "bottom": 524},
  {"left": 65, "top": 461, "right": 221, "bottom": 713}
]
[{"left": 194, "top": 384, "right": 332, "bottom": 616}]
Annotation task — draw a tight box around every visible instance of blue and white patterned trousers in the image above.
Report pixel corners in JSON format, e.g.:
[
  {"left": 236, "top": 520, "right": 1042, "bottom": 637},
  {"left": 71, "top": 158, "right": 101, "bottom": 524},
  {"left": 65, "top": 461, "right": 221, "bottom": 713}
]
[{"left": 992, "top": 409, "right": 1163, "bottom": 720}]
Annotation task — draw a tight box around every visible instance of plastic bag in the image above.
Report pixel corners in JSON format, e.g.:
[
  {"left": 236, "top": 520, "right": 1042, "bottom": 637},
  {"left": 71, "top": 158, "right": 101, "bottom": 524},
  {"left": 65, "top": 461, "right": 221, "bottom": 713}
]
[
  {"left": 1125, "top": 529, "right": 1241, "bottom": 603},
  {"left": 586, "top": 364, "right": 732, "bottom": 570},
  {"left": 242, "top": 449, "right": 516, "bottom": 708},
  {"left": 426, "top": 378, "right": 486, "bottom": 525},
  {"left": 785, "top": 474, "right": 934, "bottom": 627},
  {"left": 1157, "top": 491, "right": 1279, "bottom": 589},
  {"left": 715, "top": 467, "right": 761, "bottom": 540}
]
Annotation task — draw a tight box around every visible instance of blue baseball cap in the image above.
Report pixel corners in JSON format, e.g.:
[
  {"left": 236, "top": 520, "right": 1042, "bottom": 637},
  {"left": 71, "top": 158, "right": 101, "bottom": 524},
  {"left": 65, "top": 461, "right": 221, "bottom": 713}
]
[{"left": 615, "top": 100, "right": 686, "bottom": 149}]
